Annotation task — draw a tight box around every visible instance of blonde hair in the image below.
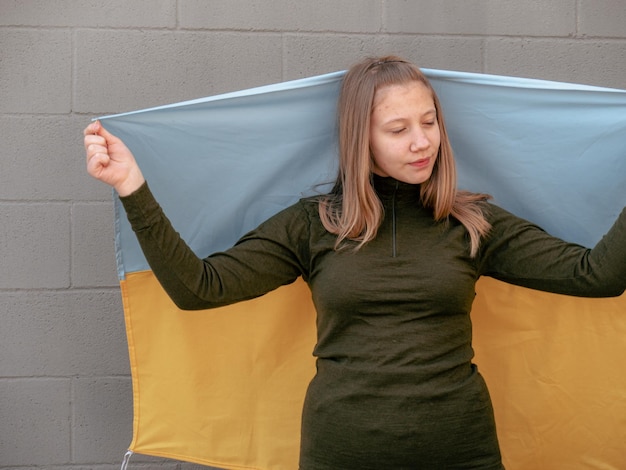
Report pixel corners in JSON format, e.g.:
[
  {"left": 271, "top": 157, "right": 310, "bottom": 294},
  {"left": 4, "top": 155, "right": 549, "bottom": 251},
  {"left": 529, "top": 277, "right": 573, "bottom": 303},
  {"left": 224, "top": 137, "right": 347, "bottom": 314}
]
[{"left": 319, "top": 56, "right": 491, "bottom": 257}]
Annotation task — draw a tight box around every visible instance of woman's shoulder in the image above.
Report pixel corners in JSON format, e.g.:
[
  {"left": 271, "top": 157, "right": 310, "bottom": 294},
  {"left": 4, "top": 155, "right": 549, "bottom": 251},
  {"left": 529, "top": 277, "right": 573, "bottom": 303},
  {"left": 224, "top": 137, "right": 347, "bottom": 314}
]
[
  {"left": 243, "top": 196, "right": 331, "bottom": 254},
  {"left": 481, "top": 201, "right": 532, "bottom": 223},
  {"left": 256, "top": 196, "right": 321, "bottom": 233},
  {"left": 274, "top": 195, "right": 320, "bottom": 217},
  {"left": 480, "top": 201, "right": 550, "bottom": 242}
]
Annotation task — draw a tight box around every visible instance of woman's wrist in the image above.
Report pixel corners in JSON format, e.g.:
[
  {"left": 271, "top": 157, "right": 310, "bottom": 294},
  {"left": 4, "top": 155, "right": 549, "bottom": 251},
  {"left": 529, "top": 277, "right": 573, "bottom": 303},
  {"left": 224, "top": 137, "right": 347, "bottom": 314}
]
[{"left": 116, "top": 172, "right": 146, "bottom": 197}]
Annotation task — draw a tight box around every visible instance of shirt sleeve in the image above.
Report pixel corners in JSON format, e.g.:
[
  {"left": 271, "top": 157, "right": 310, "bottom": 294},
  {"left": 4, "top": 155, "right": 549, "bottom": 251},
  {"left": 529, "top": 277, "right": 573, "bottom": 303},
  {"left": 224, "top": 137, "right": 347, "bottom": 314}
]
[
  {"left": 120, "top": 182, "right": 312, "bottom": 310},
  {"left": 477, "top": 203, "right": 626, "bottom": 298}
]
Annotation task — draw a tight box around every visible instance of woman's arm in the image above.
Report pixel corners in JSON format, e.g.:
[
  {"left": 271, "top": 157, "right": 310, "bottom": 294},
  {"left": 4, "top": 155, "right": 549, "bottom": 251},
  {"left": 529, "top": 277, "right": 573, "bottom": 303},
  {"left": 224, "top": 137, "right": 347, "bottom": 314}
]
[
  {"left": 84, "top": 122, "right": 309, "bottom": 310},
  {"left": 119, "top": 183, "right": 309, "bottom": 310},
  {"left": 478, "top": 204, "right": 626, "bottom": 298}
]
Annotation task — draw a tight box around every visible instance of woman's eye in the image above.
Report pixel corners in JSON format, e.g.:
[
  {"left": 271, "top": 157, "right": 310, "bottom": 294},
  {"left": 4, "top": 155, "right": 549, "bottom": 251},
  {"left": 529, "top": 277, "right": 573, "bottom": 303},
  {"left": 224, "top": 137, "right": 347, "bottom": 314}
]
[
  {"left": 391, "top": 128, "right": 406, "bottom": 134},
  {"left": 423, "top": 121, "right": 435, "bottom": 127}
]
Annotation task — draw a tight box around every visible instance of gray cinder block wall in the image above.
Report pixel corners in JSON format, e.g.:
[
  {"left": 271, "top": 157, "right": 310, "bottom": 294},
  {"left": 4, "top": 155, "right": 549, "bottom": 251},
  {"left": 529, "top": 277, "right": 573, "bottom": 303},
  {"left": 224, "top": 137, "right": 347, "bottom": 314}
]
[{"left": 1, "top": 1, "right": 625, "bottom": 468}]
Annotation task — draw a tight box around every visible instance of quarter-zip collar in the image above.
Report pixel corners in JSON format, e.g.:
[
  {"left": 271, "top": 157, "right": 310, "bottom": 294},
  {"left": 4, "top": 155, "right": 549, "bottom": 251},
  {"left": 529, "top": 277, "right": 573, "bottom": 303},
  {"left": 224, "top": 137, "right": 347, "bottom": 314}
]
[
  {"left": 372, "top": 175, "right": 422, "bottom": 207},
  {"left": 372, "top": 175, "right": 423, "bottom": 257}
]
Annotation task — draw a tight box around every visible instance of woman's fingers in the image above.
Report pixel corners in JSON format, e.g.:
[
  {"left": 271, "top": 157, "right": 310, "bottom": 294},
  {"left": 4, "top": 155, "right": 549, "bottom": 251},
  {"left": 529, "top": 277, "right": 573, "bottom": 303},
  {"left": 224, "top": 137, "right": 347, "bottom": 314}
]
[
  {"left": 86, "top": 151, "right": 110, "bottom": 176},
  {"left": 84, "top": 122, "right": 116, "bottom": 182},
  {"left": 85, "top": 140, "right": 111, "bottom": 180},
  {"left": 84, "top": 134, "right": 106, "bottom": 153},
  {"left": 95, "top": 121, "right": 117, "bottom": 141},
  {"left": 84, "top": 133, "right": 109, "bottom": 168},
  {"left": 83, "top": 120, "right": 145, "bottom": 195},
  {"left": 83, "top": 120, "right": 101, "bottom": 137}
]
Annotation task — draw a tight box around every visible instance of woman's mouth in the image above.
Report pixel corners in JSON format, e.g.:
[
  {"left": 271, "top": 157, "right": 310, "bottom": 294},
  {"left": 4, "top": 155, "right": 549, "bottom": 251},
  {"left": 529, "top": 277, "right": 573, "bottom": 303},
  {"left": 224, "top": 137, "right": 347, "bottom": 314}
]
[{"left": 409, "top": 158, "right": 430, "bottom": 169}]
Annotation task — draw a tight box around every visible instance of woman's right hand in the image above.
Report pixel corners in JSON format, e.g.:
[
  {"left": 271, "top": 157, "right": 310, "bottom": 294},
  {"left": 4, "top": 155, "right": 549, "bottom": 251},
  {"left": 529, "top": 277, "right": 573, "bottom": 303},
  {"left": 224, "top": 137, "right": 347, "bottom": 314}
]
[{"left": 83, "top": 120, "right": 146, "bottom": 196}]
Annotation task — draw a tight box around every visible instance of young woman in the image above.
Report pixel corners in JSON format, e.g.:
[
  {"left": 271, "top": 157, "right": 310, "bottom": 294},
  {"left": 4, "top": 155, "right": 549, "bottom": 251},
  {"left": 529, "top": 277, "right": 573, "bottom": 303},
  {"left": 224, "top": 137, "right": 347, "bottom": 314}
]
[{"left": 84, "top": 56, "right": 626, "bottom": 469}]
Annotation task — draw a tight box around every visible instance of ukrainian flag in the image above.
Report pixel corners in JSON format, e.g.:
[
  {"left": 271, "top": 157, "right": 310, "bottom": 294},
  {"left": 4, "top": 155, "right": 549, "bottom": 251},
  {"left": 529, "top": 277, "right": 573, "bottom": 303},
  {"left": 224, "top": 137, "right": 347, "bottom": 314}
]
[{"left": 99, "top": 69, "right": 626, "bottom": 470}]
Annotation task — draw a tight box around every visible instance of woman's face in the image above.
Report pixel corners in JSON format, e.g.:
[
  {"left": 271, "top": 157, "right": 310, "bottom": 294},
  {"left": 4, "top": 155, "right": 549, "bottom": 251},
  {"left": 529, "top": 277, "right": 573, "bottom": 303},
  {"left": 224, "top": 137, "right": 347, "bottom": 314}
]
[{"left": 369, "top": 81, "right": 441, "bottom": 185}]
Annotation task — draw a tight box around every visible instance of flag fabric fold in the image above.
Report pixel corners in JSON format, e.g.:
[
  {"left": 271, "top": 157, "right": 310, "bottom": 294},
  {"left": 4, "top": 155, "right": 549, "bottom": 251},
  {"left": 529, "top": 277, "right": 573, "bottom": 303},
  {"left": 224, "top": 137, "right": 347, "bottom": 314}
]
[{"left": 99, "top": 69, "right": 626, "bottom": 470}]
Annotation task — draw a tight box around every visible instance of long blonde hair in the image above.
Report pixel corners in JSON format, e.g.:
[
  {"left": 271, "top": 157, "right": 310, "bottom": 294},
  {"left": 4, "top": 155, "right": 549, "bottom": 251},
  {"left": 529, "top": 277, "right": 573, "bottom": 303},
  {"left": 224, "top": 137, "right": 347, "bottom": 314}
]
[{"left": 319, "top": 56, "right": 491, "bottom": 257}]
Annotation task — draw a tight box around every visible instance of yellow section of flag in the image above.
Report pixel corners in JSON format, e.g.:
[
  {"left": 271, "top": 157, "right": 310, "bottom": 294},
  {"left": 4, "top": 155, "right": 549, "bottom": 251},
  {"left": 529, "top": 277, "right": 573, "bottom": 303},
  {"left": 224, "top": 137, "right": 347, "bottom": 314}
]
[
  {"left": 121, "top": 271, "right": 316, "bottom": 469},
  {"left": 122, "top": 271, "right": 626, "bottom": 469}
]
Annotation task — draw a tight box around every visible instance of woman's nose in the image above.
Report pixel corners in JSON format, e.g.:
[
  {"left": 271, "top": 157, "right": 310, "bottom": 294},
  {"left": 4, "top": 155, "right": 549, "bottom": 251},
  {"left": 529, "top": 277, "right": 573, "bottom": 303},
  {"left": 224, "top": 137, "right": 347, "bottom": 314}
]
[{"left": 409, "top": 130, "right": 429, "bottom": 152}]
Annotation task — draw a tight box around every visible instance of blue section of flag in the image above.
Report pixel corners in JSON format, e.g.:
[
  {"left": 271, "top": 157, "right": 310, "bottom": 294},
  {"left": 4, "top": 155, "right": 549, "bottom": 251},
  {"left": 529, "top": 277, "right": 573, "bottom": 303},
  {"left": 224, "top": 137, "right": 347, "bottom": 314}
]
[{"left": 99, "top": 70, "right": 626, "bottom": 280}]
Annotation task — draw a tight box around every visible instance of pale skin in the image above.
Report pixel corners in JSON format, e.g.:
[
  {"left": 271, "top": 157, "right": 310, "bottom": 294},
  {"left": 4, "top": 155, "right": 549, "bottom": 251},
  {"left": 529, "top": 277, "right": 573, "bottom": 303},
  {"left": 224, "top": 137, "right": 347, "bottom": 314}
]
[
  {"left": 369, "top": 81, "right": 441, "bottom": 185},
  {"left": 83, "top": 121, "right": 145, "bottom": 196},
  {"left": 84, "top": 80, "right": 440, "bottom": 192}
]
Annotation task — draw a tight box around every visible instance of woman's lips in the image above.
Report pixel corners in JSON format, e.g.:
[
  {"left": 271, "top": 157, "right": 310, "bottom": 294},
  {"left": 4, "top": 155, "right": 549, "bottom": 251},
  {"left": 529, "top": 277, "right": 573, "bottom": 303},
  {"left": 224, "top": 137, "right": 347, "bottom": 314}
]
[{"left": 409, "top": 157, "right": 430, "bottom": 168}]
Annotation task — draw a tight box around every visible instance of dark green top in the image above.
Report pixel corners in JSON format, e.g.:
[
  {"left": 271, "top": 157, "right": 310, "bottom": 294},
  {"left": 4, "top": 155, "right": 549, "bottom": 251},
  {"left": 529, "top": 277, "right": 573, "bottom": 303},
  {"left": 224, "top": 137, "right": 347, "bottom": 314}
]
[{"left": 121, "top": 175, "right": 626, "bottom": 469}]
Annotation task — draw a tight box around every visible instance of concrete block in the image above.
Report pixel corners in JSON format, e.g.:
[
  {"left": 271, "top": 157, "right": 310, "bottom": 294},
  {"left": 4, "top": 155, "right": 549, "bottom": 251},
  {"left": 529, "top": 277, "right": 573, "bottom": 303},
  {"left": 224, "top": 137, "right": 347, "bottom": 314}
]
[
  {"left": 283, "top": 34, "right": 483, "bottom": 80},
  {"left": 0, "top": 29, "right": 71, "bottom": 114},
  {"left": 0, "top": 203, "right": 70, "bottom": 289},
  {"left": 579, "top": 0, "right": 626, "bottom": 38},
  {"left": 0, "top": 378, "right": 71, "bottom": 466},
  {"left": 0, "top": 290, "right": 128, "bottom": 376},
  {"left": 0, "top": 0, "right": 175, "bottom": 28},
  {"left": 180, "top": 0, "right": 382, "bottom": 33},
  {"left": 72, "top": 202, "right": 119, "bottom": 287},
  {"left": 382, "top": 36, "right": 484, "bottom": 73},
  {"left": 125, "top": 454, "right": 206, "bottom": 466},
  {"left": 0, "top": 116, "right": 107, "bottom": 201},
  {"left": 283, "top": 34, "right": 390, "bottom": 80},
  {"left": 485, "top": 38, "right": 626, "bottom": 89},
  {"left": 74, "top": 30, "right": 283, "bottom": 114},
  {"left": 72, "top": 377, "right": 133, "bottom": 463},
  {"left": 384, "top": 0, "right": 575, "bottom": 37}
]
